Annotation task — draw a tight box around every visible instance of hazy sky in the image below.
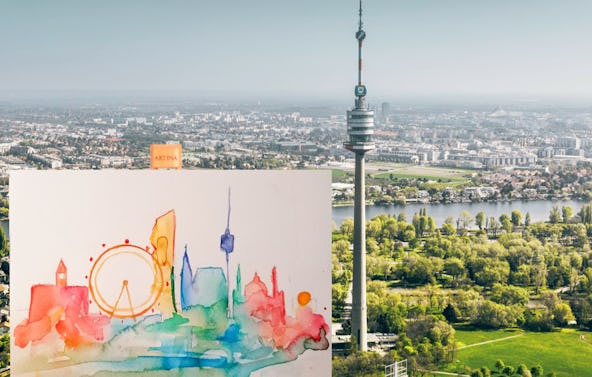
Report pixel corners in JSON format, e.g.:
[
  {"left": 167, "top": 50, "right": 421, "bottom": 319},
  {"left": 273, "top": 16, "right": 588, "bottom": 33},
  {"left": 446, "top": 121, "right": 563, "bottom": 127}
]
[{"left": 2, "top": 0, "right": 592, "bottom": 100}]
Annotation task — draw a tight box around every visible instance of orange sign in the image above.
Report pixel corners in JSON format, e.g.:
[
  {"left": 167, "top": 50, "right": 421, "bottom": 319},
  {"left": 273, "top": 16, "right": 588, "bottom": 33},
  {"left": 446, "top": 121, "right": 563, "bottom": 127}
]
[{"left": 150, "top": 144, "right": 182, "bottom": 170}]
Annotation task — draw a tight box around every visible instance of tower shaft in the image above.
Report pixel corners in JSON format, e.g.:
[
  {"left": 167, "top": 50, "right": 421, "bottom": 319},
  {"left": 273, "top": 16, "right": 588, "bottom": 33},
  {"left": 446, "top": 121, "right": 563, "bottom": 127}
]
[{"left": 351, "top": 152, "right": 368, "bottom": 351}]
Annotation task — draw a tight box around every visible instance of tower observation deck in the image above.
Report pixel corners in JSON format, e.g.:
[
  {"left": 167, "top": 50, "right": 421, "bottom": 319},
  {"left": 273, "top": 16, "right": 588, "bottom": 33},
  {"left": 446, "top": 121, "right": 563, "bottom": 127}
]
[
  {"left": 344, "top": 0, "right": 374, "bottom": 352},
  {"left": 344, "top": 0, "right": 375, "bottom": 153}
]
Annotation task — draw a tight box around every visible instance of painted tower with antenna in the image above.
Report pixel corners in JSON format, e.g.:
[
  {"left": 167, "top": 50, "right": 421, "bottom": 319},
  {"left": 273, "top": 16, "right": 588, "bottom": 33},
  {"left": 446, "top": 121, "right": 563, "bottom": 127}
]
[
  {"left": 344, "top": 0, "right": 374, "bottom": 352},
  {"left": 220, "top": 188, "right": 235, "bottom": 319}
]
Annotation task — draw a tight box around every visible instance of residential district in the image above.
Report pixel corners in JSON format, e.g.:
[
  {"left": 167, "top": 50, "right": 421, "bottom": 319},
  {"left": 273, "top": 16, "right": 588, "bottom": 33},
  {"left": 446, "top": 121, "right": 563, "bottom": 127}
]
[{"left": 0, "top": 99, "right": 591, "bottom": 204}]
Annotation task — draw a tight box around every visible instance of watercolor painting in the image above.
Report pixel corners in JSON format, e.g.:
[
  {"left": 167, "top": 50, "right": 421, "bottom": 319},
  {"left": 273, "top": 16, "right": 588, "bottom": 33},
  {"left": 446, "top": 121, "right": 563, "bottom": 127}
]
[{"left": 10, "top": 170, "right": 331, "bottom": 376}]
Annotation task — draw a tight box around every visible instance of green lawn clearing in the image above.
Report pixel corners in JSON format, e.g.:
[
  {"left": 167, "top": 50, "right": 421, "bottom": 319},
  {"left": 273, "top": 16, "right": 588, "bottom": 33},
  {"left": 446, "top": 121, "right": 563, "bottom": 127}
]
[
  {"left": 332, "top": 169, "right": 352, "bottom": 180},
  {"left": 372, "top": 166, "right": 472, "bottom": 183},
  {"left": 450, "top": 328, "right": 592, "bottom": 377}
]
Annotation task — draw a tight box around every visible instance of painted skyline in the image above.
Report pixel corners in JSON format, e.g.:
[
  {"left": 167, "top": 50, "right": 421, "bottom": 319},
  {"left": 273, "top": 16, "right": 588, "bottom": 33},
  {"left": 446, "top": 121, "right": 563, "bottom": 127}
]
[
  {"left": 1, "top": 1, "right": 592, "bottom": 100},
  {"left": 14, "top": 247, "right": 329, "bottom": 376}
]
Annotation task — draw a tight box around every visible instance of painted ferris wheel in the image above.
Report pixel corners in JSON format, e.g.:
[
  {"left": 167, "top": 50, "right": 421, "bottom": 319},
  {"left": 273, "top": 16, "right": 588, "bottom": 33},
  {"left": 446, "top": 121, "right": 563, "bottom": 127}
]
[{"left": 88, "top": 210, "right": 175, "bottom": 319}]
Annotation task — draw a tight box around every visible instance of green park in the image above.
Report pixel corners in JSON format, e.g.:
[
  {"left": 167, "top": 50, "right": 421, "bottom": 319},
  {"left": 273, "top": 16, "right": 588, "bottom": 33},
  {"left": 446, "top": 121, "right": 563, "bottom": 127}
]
[{"left": 332, "top": 201, "right": 592, "bottom": 377}]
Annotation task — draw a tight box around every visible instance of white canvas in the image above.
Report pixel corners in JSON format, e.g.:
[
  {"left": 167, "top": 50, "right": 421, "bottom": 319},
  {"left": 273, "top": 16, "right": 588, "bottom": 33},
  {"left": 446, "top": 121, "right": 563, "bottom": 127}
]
[{"left": 10, "top": 170, "right": 331, "bottom": 377}]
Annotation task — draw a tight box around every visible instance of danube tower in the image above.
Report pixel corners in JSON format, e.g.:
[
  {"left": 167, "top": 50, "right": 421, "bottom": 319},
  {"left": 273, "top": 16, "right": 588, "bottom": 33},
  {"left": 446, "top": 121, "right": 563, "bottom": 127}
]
[{"left": 344, "top": 0, "right": 374, "bottom": 352}]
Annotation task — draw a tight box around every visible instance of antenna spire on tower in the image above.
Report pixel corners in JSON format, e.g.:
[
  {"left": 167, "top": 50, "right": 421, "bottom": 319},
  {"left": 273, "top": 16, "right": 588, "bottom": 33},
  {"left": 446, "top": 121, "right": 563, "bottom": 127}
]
[
  {"left": 354, "top": 0, "right": 367, "bottom": 104},
  {"left": 358, "top": 0, "right": 363, "bottom": 32}
]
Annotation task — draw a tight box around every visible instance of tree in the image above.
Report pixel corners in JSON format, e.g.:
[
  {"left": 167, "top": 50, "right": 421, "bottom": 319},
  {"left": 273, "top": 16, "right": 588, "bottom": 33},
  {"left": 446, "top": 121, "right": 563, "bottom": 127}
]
[
  {"left": 472, "top": 300, "right": 519, "bottom": 329},
  {"left": 495, "top": 360, "right": 505, "bottom": 373},
  {"left": 489, "top": 217, "right": 501, "bottom": 236},
  {"left": 400, "top": 224, "right": 416, "bottom": 242},
  {"left": 398, "top": 254, "right": 435, "bottom": 285},
  {"left": 418, "top": 216, "right": 427, "bottom": 237},
  {"left": 517, "top": 364, "right": 529, "bottom": 375},
  {"left": 549, "top": 205, "right": 562, "bottom": 224},
  {"left": 530, "top": 365, "right": 544, "bottom": 377},
  {"left": 412, "top": 213, "right": 421, "bottom": 235},
  {"left": 511, "top": 210, "right": 523, "bottom": 227},
  {"left": 442, "top": 218, "right": 456, "bottom": 236},
  {"left": 541, "top": 291, "right": 561, "bottom": 311},
  {"left": 531, "top": 257, "right": 547, "bottom": 295},
  {"left": 458, "top": 210, "right": 473, "bottom": 230},
  {"left": 407, "top": 316, "right": 455, "bottom": 346},
  {"left": 553, "top": 303, "right": 575, "bottom": 326},
  {"left": 444, "top": 258, "right": 465, "bottom": 281},
  {"left": 476, "top": 211, "right": 486, "bottom": 230},
  {"left": 0, "top": 226, "right": 6, "bottom": 257},
  {"left": 366, "top": 286, "right": 407, "bottom": 334},
  {"left": 383, "top": 218, "right": 399, "bottom": 240},
  {"left": 340, "top": 218, "right": 354, "bottom": 236},
  {"left": 333, "top": 239, "right": 350, "bottom": 256},
  {"left": 525, "top": 212, "right": 532, "bottom": 226},
  {"left": 366, "top": 219, "right": 383, "bottom": 239},
  {"left": 490, "top": 284, "right": 529, "bottom": 306},
  {"left": 501, "top": 218, "right": 513, "bottom": 234},
  {"left": 579, "top": 204, "right": 592, "bottom": 224},
  {"left": 562, "top": 206, "right": 574, "bottom": 223},
  {"left": 443, "top": 303, "right": 461, "bottom": 323},
  {"left": 0, "top": 334, "right": 7, "bottom": 369},
  {"left": 332, "top": 283, "right": 348, "bottom": 315},
  {"left": 453, "top": 289, "right": 481, "bottom": 320},
  {"left": 511, "top": 265, "right": 531, "bottom": 287},
  {"left": 332, "top": 350, "right": 386, "bottom": 377},
  {"left": 366, "top": 237, "right": 380, "bottom": 254},
  {"left": 427, "top": 216, "right": 436, "bottom": 235},
  {"left": 502, "top": 365, "right": 515, "bottom": 376}
]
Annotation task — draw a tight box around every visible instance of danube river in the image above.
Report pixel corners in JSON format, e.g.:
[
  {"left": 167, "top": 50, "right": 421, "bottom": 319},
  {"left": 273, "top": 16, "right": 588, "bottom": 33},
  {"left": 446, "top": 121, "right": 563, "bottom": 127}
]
[{"left": 332, "top": 199, "right": 586, "bottom": 227}]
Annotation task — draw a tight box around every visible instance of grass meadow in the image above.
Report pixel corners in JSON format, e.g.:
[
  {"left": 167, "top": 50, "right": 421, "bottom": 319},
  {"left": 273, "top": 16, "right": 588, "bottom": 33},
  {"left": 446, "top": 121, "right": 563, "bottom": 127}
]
[
  {"left": 371, "top": 166, "right": 472, "bottom": 189},
  {"left": 449, "top": 328, "right": 592, "bottom": 377}
]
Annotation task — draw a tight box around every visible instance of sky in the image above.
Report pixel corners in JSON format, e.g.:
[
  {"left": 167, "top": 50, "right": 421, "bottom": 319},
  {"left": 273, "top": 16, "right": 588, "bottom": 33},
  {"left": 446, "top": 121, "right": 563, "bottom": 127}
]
[{"left": 1, "top": 0, "right": 592, "bottom": 101}]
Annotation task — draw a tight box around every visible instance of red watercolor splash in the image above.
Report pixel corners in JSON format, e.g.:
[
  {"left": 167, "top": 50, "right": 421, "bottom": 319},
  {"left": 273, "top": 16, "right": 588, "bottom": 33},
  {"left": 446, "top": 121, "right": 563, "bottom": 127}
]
[
  {"left": 14, "top": 260, "right": 109, "bottom": 349},
  {"left": 244, "top": 267, "right": 329, "bottom": 350}
]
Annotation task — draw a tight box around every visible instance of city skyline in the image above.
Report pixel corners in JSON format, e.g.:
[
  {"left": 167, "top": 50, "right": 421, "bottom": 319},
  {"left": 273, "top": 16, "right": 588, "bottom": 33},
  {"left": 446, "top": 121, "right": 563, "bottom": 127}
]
[{"left": 2, "top": 0, "right": 592, "bottom": 101}]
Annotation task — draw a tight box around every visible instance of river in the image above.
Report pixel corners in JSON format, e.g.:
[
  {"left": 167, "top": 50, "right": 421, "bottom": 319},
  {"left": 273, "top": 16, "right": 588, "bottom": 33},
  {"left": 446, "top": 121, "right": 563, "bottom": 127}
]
[{"left": 332, "top": 199, "right": 586, "bottom": 227}]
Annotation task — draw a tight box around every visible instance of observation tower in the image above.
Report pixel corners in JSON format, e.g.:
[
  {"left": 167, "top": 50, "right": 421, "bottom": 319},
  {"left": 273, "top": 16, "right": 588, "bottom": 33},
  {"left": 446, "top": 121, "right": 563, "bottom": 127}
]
[{"left": 344, "top": 0, "right": 375, "bottom": 352}]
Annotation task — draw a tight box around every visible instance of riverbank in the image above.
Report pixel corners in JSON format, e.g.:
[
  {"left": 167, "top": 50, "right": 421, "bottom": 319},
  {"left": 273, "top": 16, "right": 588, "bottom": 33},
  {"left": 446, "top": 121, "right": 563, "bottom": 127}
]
[{"left": 332, "top": 199, "right": 586, "bottom": 228}]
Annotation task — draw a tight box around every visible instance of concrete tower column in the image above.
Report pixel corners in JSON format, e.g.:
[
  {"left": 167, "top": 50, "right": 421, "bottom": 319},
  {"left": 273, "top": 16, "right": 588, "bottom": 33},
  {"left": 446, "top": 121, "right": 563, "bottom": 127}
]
[{"left": 351, "top": 151, "right": 368, "bottom": 351}]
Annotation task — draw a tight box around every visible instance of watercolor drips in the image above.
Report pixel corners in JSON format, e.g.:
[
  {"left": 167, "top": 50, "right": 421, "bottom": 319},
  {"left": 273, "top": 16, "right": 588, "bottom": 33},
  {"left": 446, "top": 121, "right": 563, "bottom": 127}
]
[{"left": 13, "top": 204, "right": 329, "bottom": 377}]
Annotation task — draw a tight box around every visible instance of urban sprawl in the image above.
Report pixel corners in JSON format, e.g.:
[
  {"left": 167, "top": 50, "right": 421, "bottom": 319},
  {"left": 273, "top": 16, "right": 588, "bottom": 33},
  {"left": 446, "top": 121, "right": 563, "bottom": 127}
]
[{"left": 0, "top": 101, "right": 591, "bottom": 204}]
